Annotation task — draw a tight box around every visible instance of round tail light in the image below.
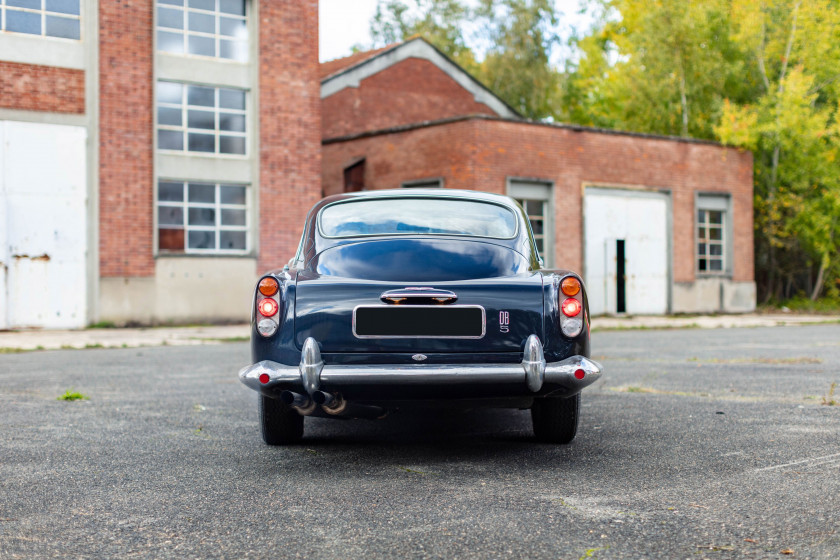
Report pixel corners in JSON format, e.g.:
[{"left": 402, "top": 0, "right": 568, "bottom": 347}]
[
  {"left": 561, "top": 277, "right": 581, "bottom": 296},
  {"left": 259, "top": 277, "right": 279, "bottom": 296},
  {"left": 561, "top": 298, "right": 582, "bottom": 317},
  {"left": 258, "top": 298, "right": 279, "bottom": 317}
]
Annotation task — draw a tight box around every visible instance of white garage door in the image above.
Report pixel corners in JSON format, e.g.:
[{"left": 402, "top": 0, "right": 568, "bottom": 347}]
[
  {"left": 584, "top": 188, "right": 669, "bottom": 315},
  {"left": 0, "top": 121, "right": 87, "bottom": 329}
]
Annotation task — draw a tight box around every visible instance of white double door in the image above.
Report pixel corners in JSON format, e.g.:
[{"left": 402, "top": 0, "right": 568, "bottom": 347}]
[
  {"left": 0, "top": 121, "right": 87, "bottom": 329},
  {"left": 584, "top": 188, "right": 669, "bottom": 315}
]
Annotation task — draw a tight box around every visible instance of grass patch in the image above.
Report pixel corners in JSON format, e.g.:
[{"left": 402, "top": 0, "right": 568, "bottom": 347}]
[
  {"left": 57, "top": 390, "right": 89, "bottom": 401},
  {"left": 688, "top": 356, "right": 822, "bottom": 365},
  {"left": 579, "top": 546, "right": 609, "bottom": 559},
  {"left": 615, "top": 386, "right": 711, "bottom": 398},
  {"left": 760, "top": 296, "right": 840, "bottom": 314},
  {"left": 591, "top": 323, "right": 701, "bottom": 332},
  {"left": 88, "top": 320, "right": 116, "bottom": 329},
  {"left": 0, "top": 347, "right": 29, "bottom": 354},
  {"left": 822, "top": 382, "right": 838, "bottom": 406},
  {"left": 193, "top": 336, "right": 250, "bottom": 343}
]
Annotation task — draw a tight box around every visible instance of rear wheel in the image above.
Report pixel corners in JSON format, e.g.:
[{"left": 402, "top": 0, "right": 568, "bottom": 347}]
[
  {"left": 531, "top": 393, "right": 580, "bottom": 444},
  {"left": 259, "top": 394, "right": 304, "bottom": 445}
]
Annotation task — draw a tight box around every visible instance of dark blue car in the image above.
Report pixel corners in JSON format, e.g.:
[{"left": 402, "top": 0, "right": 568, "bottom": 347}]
[{"left": 239, "top": 189, "right": 602, "bottom": 444}]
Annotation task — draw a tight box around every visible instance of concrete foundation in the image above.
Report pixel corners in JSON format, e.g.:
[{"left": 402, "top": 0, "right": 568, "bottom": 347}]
[
  {"left": 99, "top": 257, "right": 258, "bottom": 325},
  {"left": 672, "top": 278, "right": 756, "bottom": 314}
]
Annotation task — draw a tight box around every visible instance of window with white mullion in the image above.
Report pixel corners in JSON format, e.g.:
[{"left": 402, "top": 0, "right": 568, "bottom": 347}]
[
  {"left": 158, "top": 180, "right": 249, "bottom": 254},
  {"left": 2, "top": 0, "right": 81, "bottom": 39},
  {"left": 156, "top": 80, "right": 247, "bottom": 155},
  {"left": 697, "top": 209, "right": 725, "bottom": 273},
  {"left": 156, "top": 0, "right": 247, "bottom": 61}
]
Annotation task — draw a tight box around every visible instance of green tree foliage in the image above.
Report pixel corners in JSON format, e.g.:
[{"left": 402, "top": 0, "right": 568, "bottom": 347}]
[
  {"left": 562, "top": 0, "right": 755, "bottom": 139},
  {"left": 568, "top": 0, "right": 840, "bottom": 300},
  {"left": 370, "top": 0, "right": 479, "bottom": 74},
  {"left": 714, "top": 0, "right": 840, "bottom": 300},
  {"left": 368, "top": 0, "right": 562, "bottom": 119},
  {"left": 473, "top": 0, "right": 562, "bottom": 119}
]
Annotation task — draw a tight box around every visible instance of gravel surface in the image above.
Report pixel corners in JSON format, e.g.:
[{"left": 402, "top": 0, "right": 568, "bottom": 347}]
[{"left": 1, "top": 325, "right": 838, "bottom": 559}]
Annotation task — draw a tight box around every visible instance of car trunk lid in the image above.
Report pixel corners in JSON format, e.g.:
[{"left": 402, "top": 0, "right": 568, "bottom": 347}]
[{"left": 294, "top": 273, "right": 545, "bottom": 353}]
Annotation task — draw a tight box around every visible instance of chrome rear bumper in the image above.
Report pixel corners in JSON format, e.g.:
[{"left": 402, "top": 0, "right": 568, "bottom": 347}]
[{"left": 239, "top": 335, "right": 602, "bottom": 395}]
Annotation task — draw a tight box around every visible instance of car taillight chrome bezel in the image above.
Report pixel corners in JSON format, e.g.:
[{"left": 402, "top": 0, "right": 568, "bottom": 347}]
[
  {"left": 558, "top": 275, "right": 584, "bottom": 338},
  {"left": 255, "top": 276, "right": 282, "bottom": 338}
]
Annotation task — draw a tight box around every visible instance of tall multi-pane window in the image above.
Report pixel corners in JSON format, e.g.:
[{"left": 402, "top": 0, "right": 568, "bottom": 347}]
[
  {"left": 1, "top": 0, "right": 80, "bottom": 39},
  {"left": 508, "top": 179, "right": 553, "bottom": 267},
  {"left": 156, "top": 0, "right": 247, "bottom": 62},
  {"left": 697, "top": 209, "right": 725, "bottom": 273},
  {"left": 515, "top": 198, "right": 547, "bottom": 255},
  {"left": 157, "top": 180, "right": 249, "bottom": 253},
  {"left": 157, "top": 81, "right": 247, "bottom": 155}
]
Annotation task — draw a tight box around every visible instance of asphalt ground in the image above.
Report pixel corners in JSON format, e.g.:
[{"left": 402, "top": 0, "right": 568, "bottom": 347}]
[{"left": 1, "top": 325, "right": 838, "bottom": 559}]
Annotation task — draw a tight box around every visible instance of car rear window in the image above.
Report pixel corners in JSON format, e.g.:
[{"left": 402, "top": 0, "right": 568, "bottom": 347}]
[{"left": 318, "top": 197, "right": 518, "bottom": 239}]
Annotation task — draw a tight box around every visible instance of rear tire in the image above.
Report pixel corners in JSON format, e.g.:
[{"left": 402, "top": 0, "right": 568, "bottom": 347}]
[
  {"left": 259, "top": 394, "right": 304, "bottom": 445},
  {"left": 531, "top": 393, "right": 580, "bottom": 444}
]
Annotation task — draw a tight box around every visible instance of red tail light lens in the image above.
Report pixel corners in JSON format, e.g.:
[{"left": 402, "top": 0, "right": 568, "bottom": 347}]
[
  {"left": 561, "top": 298, "right": 582, "bottom": 317},
  {"left": 561, "top": 277, "right": 581, "bottom": 296},
  {"left": 258, "top": 298, "right": 279, "bottom": 317}
]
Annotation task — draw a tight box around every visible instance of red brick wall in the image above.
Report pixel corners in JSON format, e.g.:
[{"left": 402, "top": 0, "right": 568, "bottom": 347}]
[
  {"left": 259, "top": 0, "right": 322, "bottom": 272},
  {"left": 0, "top": 62, "right": 85, "bottom": 114},
  {"left": 322, "top": 119, "right": 754, "bottom": 282},
  {"left": 99, "top": 0, "right": 154, "bottom": 277},
  {"left": 322, "top": 58, "right": 498, "bottom": 139}
]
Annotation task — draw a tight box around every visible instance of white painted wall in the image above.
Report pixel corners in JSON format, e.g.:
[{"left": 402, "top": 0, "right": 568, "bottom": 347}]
[
  {"left": 584, "top": 188, "right": 669, "bottom": 315},
  {"left": 0, "top": 121, "right": 87, "bottom": 328}
]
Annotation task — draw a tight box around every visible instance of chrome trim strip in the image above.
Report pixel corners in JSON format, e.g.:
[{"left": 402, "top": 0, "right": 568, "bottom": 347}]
[
  {"left": 351, "top": 304, "right": 486, "bottom": 339},
  {"left": 380, "top": 288, "right": 459, "bottom": 304}
]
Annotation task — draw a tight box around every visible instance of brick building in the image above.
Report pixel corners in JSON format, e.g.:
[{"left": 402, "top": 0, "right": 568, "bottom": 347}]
[
  {"left": 0, "top": 0, "right": 321, "bottom": 328},
  {"left": 321, "top": 38, "right": 756, "bottom": 314}
]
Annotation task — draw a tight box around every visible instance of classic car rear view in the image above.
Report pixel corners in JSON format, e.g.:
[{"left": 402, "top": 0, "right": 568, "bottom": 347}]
[{"left": 239, "top": 190, "right": 602, "bottom": 444}]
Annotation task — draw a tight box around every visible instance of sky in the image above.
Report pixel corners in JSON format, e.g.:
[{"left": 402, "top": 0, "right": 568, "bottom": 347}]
[{"left": 319, "top": 0, "right": 593, "bottom": 63}]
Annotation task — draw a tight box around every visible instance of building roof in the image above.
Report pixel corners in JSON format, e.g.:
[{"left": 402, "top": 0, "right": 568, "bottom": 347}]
[
  {"left": 322, "top": 113, "right": 725, "bottom": 147},
  {"left": 319, "top": 37, "right": 521, "bottom": 119},
  {"left": 319, "top": 45, "right": 395, "bottom": 81}
]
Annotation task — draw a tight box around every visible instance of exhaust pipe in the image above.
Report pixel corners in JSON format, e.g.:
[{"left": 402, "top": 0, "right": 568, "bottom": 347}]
[
  {"left": 312, "top": 391, "right": 387, "bottom": 419},
  {"left": 312, "top": 390, "right": 339, "bottom": 408},
  {"left": 280, "top": 390, "right": 317, "bottom": 416}
]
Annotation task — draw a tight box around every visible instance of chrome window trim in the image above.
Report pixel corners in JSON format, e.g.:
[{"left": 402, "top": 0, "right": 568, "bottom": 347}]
[
  {"left": 352, "top": 304, "right": 486, "bottom": 339},
  {"left": 317, "top": 196, "right": 520, "bottom": 241}
]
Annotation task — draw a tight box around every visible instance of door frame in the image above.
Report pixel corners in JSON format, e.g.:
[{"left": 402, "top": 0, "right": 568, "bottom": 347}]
[{"left": 582, "top": 183, "right": 674, "bottom": 315}]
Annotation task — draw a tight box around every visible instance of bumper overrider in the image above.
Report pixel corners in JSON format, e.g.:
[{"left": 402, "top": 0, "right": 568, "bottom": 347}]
[{"left": 240, "top": 335, "right": 602, "bottom": 397}]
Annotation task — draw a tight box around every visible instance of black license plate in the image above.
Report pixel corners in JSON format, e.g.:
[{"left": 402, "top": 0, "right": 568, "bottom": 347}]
[{"left": 353, "top": 306, "right": 485, "bottom": 338}]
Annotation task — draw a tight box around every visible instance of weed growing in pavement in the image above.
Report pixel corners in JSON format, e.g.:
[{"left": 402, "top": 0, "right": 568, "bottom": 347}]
[
  {"left": 822, "top": 382, "right": 837, "bottom": 406},
  {"left": 579, "top": 546, "right": 609, "bottom": 559},
  {"left": 58, "top": 390, "right": 89, "bottom": 401}
]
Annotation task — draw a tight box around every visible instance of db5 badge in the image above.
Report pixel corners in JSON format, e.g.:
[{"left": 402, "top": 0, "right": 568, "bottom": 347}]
[{"left": 499, "top": 311, "right": 510, "bottom": 333}]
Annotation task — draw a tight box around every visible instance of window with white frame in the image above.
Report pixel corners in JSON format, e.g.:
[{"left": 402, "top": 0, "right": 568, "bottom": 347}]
[
  {"left": 157, "top": 81, "right": 247, "bottom": 155},
  {"left": 508, "top": 179, "right": 553, "bottom": 267},
  {"left": 157, "top": 180, "right": 249, "bottom": 253},
  {"left": 697, "top": 196, "right": 729, "bottom": 274},
  {"left": 1, "top": 0, "right": 80, "bottom": 39},
  {"left": 156, "top": 0, "right": 247, "bottom": 61}
]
